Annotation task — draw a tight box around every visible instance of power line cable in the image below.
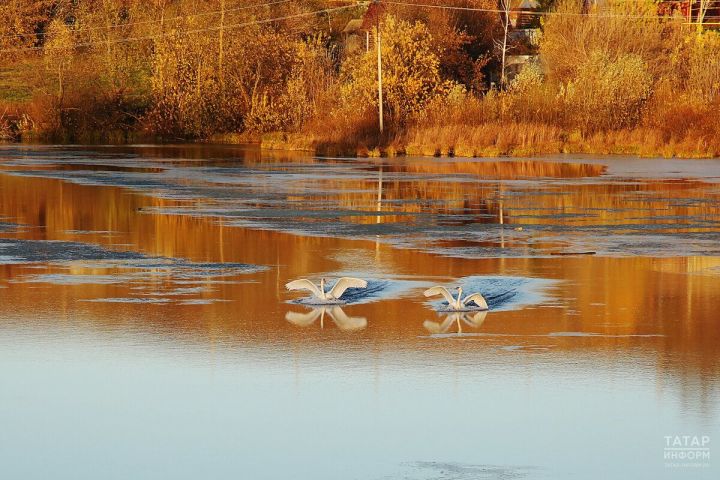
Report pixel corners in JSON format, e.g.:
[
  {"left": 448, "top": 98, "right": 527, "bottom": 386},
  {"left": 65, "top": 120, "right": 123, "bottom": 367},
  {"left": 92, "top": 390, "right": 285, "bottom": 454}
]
[
  {"left": 382, "top": 0, "right": 698, "bottom": 21},
  {"left": 0, "top": 4, "right": 359, "bottom": 54},
  {"left": 0, "top": 0, "right": 295, "bottom": 41}
]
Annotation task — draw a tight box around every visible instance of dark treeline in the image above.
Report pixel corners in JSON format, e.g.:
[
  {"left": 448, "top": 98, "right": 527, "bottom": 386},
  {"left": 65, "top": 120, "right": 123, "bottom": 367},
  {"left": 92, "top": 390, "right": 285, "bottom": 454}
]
[{"left": 1, "top": 0, "right": 719, "bottom": 157}]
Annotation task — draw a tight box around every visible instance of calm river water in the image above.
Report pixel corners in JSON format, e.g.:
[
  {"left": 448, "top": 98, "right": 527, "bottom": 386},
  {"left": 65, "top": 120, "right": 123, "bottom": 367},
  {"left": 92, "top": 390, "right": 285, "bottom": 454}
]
[{"left": 0, "top": 145, "right": 718, "bottom": 479}]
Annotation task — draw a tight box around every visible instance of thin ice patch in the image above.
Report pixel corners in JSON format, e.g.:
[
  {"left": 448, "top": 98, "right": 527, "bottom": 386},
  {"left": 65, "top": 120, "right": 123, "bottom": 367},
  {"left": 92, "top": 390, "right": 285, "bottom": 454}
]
[
  {"left": 80, "top": 297, "right": 172, "bottom": 304},
  {"left": 0, "top": 239, "right": 264, "bottom": 275},
  {"left": 0, "top": 221, "right": 21, "bottom": 233}
]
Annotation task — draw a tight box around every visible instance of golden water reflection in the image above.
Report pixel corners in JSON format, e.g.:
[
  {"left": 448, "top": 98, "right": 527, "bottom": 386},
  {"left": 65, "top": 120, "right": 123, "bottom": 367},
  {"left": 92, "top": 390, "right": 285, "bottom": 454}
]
[{"left": 1, "top": 148, "right": 719, "bottom": 410}]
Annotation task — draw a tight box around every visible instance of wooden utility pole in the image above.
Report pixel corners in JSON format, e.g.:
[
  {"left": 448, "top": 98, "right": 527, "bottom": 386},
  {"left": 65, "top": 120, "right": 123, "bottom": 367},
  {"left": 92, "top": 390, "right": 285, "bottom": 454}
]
[
  {"left": 156, "top": 0, "right": 166, "bottom": 91},
  {"left": 499, "top": 0, "right": 511, "bottom": 89},
  {"left": 376, "top": 6, "right": 384, "bottom": 134}
]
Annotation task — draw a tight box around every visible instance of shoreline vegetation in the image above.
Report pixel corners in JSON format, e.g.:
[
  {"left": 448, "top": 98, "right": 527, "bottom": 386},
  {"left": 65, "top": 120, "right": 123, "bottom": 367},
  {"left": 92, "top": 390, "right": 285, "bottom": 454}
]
[
  {"left": 222, "top": 125, "right": 720, "bottom": 159},
  {"left": 1, "top": 1, "right": 720, "bottom": 158}
]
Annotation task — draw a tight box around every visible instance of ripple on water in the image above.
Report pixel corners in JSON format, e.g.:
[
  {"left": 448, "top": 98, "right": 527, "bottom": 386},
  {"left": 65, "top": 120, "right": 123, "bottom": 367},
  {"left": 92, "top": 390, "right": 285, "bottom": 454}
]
[
  {"left": 424, "top": 275, "right": 558, "bottom": 312},
  {"left": 288, "top": 278, "right": 425, "bottom": 306},
  {"left": 401, "top": 461, "right": 542, "bottom": 480}
]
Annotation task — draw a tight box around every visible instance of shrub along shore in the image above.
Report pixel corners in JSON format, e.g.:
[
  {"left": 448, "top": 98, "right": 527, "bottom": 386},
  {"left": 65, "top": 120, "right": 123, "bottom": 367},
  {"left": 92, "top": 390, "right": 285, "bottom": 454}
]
[
  {"left": 1, "top": 1, "right": 719, "bottom": 158},
  {"left": 254, "top": 124, "right": 720, "bottom": 159}
]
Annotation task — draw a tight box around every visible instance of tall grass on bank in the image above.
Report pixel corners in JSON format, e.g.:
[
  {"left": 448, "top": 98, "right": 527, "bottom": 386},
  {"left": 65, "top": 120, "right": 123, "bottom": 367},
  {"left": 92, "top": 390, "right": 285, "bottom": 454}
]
[{"left": 1, "top": 0, "right": 720, "bottom": 158}]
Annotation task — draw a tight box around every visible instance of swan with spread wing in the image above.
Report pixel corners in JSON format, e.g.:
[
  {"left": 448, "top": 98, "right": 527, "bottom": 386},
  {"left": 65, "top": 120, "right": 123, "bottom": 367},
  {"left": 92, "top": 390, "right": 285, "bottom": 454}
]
[
  {"left": 424, "top": 286, "right": 488, "bottom": 311},
  {"left": 285, "top": 277, "right": 367, "bottom": 304}
]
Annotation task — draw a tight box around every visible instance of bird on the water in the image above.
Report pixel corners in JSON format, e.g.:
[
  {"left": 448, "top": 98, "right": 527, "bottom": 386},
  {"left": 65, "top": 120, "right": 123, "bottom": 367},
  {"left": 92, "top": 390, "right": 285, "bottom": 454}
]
[
  {"left": 423, "top": 286, "right": 488, "bottom": 311},
  {"left": 285, "top": 277, "right": 367, "bottom": 304}
]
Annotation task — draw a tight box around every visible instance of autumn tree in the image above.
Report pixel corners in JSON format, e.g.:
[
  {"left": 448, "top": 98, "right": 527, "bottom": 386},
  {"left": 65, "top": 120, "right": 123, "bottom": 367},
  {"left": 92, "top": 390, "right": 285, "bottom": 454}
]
[
  {"left": 540, "top": 0, "right": 668, "bottom": 83},
  {"left": 562, "top": 51, "right": 653, "bottom": 132},
  {"left": 384, "top": 0, "right": 499, "bottom": 90},
  {"left": 0, "top": 0, "right": 54, "bottom": 55},
  {"left": 340, "top": 15, "right": 454, "bottom": 128},
  {"left": 43, "top": 19, "right": 74, "bottom": 105}
]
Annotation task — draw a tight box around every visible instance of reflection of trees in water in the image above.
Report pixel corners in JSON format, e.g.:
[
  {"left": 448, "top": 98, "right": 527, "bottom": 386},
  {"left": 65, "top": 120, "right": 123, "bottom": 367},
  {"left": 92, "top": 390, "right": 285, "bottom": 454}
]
[
  {"left": 285, "top": 306, "right": 367, "bottom": 331},
  {"left": 2, "top": 151, "right": 720, "bottom": 413},
  {"left": 273, "top": 161, "right": 720, "bottom": 230}
]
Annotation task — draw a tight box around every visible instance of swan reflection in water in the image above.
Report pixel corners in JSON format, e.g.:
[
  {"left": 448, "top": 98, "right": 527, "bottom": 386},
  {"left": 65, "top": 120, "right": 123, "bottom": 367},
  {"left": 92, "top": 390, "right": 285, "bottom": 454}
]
[
  {"left": 423, "top": 310, "right": 489, "bottom": 335},
  {"left": 285, "top": 306, "right": 368, "bottom": 331}
]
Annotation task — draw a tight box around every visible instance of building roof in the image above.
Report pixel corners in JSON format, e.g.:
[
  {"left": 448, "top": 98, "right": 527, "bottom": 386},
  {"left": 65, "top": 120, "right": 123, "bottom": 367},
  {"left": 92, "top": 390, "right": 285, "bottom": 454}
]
[
  {"left": 342, "top": 2, "right": 388, "bottom": 34},
  {"left": 342, "top": 19, "right": 365, "bottom": 34},
  {"left": 518, "top": 0, "right": 540, "bottom": 9},
  {"left": 506, "top": 54, "right": 538, "bottom": 66}
]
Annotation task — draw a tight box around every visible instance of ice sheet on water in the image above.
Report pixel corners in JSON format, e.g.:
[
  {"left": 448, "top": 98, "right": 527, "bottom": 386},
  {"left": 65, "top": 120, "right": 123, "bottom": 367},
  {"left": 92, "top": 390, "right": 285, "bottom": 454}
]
[
  {"left": 1, "top": 238, "right": 266, "bottom": 304},
  {"left": 402, "top": 461, "right": 542, "bottom": 480},
  {"left": 0, "top": 238, "right": 263, "bottom": 273},
  {"left": 0, "top": 238, "right": 147, "bottom": 263},
  {"left": 15, "top": 274, "right": 128, "bottom": 285},
  {"left": 81, "top": 297, "right": 172, "bottom": 304},
  {"left": 0, "top": 220, "right": 21, "bottom": 233},
  {"left": 547, "top": 332, "right": 664, "bottom": 338},
  {"left": 5, "top": 148, "right": 720, "bottom": 258}
]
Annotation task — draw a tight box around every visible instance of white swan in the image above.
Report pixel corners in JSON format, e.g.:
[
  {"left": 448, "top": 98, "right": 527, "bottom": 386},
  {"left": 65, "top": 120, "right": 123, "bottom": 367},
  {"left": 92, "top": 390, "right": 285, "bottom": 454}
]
[
  {"left": 285, "top": 306, "right": 367, "bottom": 331},
  {"left": 424, "top": 286, "right": 488, "bottom": 311},
  {"left": 285, "top": 277, "right": 367, "bottom": 304}
]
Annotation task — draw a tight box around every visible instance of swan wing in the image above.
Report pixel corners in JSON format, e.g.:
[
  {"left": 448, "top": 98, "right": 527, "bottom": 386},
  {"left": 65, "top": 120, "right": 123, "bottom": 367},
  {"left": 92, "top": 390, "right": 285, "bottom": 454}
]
[
  {"left": 462, "top": 293, "right": 489, "bottom": 310},
  {"left": 328, "top": 277, "right": 367, "bottom": 299},
  {"left": 423, "top": 286, "right": 455, "bottom": 304},
  {"left": 285, "top": 279, "right": 323, "bottom": 298},
  {"left": 285, "top": 308, "right": 324, "bottom": 327},
  {"left": 327, "top": 307, "right": 367, "bottom": 331}
]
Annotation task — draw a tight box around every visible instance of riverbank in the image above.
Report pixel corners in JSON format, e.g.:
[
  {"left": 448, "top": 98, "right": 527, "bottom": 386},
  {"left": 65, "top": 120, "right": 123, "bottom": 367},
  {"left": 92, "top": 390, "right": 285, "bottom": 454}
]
[
  {"left": 243, "top": 124, "right": 720, "bottom": 159},
  {"left": 4, "top": 126, "right": 719, "bottom": 160}
]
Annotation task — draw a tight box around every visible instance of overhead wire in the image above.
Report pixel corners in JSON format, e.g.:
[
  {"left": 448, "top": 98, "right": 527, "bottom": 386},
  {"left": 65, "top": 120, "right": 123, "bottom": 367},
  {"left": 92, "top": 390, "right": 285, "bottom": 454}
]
[
  {"left": 382, "top": 0, "right": 712, "bottom": 22},
  {"left": 0, "top": 4, "right": 360, "bottom": 54},
  {"left": 0, "top": 0, "right": 296, "bottom": 41},
  {"left": 3, "top": 0, "right": 715, "bottom": 52}
]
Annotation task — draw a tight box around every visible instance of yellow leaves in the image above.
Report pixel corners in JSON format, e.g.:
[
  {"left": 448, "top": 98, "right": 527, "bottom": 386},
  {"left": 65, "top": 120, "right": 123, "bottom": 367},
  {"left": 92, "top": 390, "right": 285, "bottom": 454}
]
[
  {"left": 44, "top": 20, "right": 74, "bottom": 56},
  {"left": 540, "top": 0, "right": 667, "bottom": 84},
  {"left": 0, "top": 0, "right": 54, "bottom": 54},
  {"left": 508, "top": 63, "right": 543, "bottom": 96},
  {"left": 340, "top": 15, "right": 459, "bottom": 127},
  {"left": 43, "top": 19, "right": 75, "bottom": 102},
  {"left": 686, "top": 31, "right": 720, "bottom": 102},
  {"left": 562, "top": 51, "right": 652, "bottom": 132}
]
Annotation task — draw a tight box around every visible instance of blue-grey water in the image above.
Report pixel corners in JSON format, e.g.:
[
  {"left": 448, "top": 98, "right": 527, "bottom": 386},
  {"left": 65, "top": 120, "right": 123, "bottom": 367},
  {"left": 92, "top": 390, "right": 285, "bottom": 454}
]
[{"left": 0, "top": 145, "right": 718, "bottom": 479}]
